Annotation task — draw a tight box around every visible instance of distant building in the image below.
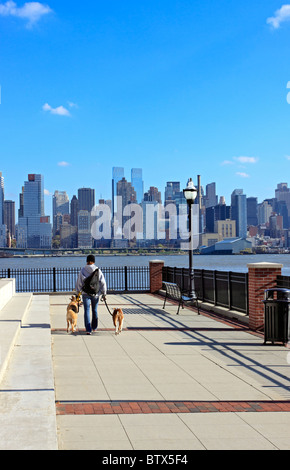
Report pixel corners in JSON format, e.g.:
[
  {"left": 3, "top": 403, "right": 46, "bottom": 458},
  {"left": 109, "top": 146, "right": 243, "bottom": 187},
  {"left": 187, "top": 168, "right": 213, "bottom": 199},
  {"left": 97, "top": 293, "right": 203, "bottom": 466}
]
[
  {"left": 78, "top": 187, "right": 95, "bottom": 212},
  {"left": 52, "top": 190, "right": 69, "bottom": 235},
  {"left": 204, "top": 182, "right": 218, "bottom": 208},
  {"left": 231, "top": 189, "right": 247, "bottom": 238},
  {"left": 247, "top": 197, "right": 258, "bottom": 227},
  {"left": 0, "top": 172, "right": 7, "bottom": 247},
  {"left": 131, "top": 168, "right": 144, "bottom": 203},
  {"left": 77, "top": 210, "right": 92, "bottom": 248},
  {"left": 70, "top": 195, "right": 79, "bottom": 227},
  {"left": 144, "top": 186, "right": 162, "bottom": 204},
  {"left": 4, "top": 200, "right": 15, "bottom": 239},
  {"left": 112, "top": 167, "right": 124, "bottom": 218},
  {"left": 16, "top": 174, "right": 52, "bottom": 249},
  {"left": 201, "top": 237, "right": 252, "bottom": 255}
]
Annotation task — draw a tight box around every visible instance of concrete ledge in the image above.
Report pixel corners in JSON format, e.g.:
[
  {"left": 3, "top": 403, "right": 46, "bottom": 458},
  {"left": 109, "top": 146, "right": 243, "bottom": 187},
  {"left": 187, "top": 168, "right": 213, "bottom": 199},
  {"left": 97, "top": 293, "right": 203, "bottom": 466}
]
[
  {"left": 0, "top": 279, "right": 16, "bottom": 312},
  {"left": 0, "top": 293, "right": 33, "bottom": 383},
  {"left": 0, "top": 295, "right": 58, "bottom": 450}
]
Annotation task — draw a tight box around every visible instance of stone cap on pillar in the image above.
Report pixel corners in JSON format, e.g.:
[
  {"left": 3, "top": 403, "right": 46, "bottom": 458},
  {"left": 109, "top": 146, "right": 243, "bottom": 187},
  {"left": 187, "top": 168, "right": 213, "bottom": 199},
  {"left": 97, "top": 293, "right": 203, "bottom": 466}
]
[{"left": 247, "top": 262, "right": 283, "bottom": 269}]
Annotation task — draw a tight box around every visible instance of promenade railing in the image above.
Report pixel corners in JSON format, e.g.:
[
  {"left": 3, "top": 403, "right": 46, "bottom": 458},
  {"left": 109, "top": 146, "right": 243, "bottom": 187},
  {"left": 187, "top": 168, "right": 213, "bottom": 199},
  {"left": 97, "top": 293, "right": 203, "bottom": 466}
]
[
  {"left": 0, "top": 266, "right": 150, "bottom": 294},
  {"left": 162, "top": 266, "right": 249, "bottom": 315}
]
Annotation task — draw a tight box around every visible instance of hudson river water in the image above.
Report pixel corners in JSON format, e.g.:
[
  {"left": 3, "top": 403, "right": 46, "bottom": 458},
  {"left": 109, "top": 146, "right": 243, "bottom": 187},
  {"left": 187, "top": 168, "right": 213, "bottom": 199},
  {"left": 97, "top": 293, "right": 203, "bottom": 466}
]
[{"left": 1, "top": 253, "right": 290, "bottom": 275}]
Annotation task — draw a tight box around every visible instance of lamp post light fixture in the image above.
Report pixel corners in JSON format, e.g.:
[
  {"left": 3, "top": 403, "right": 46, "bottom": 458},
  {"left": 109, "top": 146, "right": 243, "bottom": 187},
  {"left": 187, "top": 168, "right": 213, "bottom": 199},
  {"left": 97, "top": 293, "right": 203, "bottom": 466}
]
[{"left": 183, "top": 178, "right": 198, "bottom": 300}]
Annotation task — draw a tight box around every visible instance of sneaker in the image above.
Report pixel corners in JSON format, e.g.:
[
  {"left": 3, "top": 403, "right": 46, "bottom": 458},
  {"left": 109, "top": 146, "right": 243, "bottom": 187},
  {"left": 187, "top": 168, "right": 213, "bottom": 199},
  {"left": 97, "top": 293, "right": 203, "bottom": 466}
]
[{"left": 86, "top": 332, "right": 91, "bottom": 335}]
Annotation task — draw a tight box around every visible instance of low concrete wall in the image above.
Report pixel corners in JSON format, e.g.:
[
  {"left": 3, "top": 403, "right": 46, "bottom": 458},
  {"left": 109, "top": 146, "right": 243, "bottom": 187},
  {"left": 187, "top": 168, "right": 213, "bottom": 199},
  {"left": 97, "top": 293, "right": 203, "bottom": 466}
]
[{"left": 0, "top": 279, "right": 15, "bottom": 311}]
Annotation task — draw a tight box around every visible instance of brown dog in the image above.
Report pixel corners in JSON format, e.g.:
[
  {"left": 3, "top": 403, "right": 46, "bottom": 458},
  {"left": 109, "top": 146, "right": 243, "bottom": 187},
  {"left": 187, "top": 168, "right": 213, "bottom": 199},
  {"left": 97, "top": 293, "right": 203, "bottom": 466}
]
[
  {"left": 112, "top": 308, "right": 124, "bottom": 335},
  {"left": 66, "top": 295, "right": 82, "bottom": 333}
]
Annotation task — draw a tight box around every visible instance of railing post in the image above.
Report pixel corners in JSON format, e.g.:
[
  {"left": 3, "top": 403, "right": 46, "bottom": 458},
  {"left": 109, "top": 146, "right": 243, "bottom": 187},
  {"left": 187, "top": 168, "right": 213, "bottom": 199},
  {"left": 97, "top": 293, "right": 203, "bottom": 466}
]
[
  {"left": 7, "top": 268, "right": 11, "bottom": 279},
  {"left": 124, "top": 266, "right": 128, "bottom": 292},
  {"left": 53, "top": 267, "right": 56, "bottom": 293},
  {"left": 213, "top": 270, "right": 217, "bottom": 306},
  {"left": 228, "top": 271, "right": 232, "bottom": 310}
]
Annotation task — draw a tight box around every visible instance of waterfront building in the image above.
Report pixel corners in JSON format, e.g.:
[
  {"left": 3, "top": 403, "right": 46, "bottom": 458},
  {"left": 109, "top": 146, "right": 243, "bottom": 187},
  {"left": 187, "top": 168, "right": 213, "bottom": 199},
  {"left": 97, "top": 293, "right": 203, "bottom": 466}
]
[
  {"left": 204, "top": 182, "right": 218, "bottom": 208},
  {"left": 60, "top": 223, "right": 77, "bottom": 249},
  {"left": 78, "top": 187, "right": 95, "bottom": 213},
  {"left": 77, "top": 210, "right": 92, "bottom": 248},
  {"left": 4, "top": 200, "right": 15, "bottom": 239},
  {"left": 16, "top": 174, "right": 52, "bottom": 249},
  {"left": 0, "top": 172, "right": 7, "bottom": 247},
  {"left": 205, "top": 203, "right": 230, "bottom": 233},
  {"left": 258, "top": 200, "right": 272, "bottom": 225},
  {"left": 144, "top": 186, "right": 162, "bottom": 204},
  {"left": 112, "top": 167, "right": 124, "bottom": 217},
  {"left": 116, "top": 177, "right": 137, "bottom": 238},
  {"left": 52, "top": 190, "right": 69, "bottom": 235},
  {"left": 231, "top": 189, "right": 247, "bottom": 239},
  {"left": 131, "top": 168, "right": 144, "bottom": 203},
  {"left": 70, "top": 195, "right": 79, "bottom": 227},
  {"left": 164, "top": 181, "right": 180, "bottom": 202},
  {"left": 247, "top": 197, "right": 258, "bottom": 227}
]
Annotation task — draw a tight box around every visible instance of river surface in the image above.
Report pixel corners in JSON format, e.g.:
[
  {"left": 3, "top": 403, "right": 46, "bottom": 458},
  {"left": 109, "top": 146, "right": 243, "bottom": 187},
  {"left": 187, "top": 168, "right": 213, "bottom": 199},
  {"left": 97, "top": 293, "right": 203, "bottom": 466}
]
[{"left": 1, "top": 253, "right": 290, "bottom": 275}]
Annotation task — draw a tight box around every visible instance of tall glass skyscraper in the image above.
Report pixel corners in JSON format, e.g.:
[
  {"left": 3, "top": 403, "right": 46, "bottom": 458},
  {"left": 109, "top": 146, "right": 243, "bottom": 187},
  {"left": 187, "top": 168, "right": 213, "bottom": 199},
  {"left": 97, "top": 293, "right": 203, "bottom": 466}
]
[
  {"left": 231, "top": 189, "right": 247, "bottom": 239},
  {"left": 112, "top": 167, "right": 124, "bottom": 216},
  {"left": 131, "top": 168, "right": 144, "bottom": 203},
  {"left": 16, "top": 174, "right": 52, "bottom": 248},
  {"left": 0, "top": 172, "right": 7, "bottom": 247}
]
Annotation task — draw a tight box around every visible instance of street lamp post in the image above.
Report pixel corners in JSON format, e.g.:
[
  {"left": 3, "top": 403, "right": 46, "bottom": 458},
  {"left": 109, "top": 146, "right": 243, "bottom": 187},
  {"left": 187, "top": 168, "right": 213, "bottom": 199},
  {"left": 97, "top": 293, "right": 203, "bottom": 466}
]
[{"left": 183, "top": 178, "right": 198, "bottom": 300}]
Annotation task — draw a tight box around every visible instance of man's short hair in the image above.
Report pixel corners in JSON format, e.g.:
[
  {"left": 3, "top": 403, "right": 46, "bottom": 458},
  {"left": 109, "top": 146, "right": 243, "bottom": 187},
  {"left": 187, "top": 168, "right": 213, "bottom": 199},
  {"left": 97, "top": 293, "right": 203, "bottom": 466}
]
[{"left": 87, "top": 254, "right": 95, "bottom": 263}]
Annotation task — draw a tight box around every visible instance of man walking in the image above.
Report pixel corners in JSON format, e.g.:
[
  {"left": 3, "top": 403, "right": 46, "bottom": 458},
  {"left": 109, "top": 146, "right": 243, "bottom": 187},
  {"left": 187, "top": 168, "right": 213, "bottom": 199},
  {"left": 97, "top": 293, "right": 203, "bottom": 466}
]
[{"left": 75, "top": 254, "right": 107, "bottom": 334}]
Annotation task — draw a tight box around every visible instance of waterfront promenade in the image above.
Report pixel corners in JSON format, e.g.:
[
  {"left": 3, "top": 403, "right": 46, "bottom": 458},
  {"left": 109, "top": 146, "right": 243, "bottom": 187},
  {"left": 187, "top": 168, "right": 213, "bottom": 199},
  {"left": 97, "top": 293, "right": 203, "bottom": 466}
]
[{"left": 1, "top": 283, "right": 290, "bottom": 450}]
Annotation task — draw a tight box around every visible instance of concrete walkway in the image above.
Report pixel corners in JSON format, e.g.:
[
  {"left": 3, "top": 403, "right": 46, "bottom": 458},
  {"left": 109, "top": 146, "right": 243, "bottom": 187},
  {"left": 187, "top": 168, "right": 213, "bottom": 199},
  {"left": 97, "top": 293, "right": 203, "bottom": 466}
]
[
  {"left": 51, "top": 293, "right": 290, "bottom": 450},
  {"left": 2, "top": 289, "right": 290, "bottom": 450}
]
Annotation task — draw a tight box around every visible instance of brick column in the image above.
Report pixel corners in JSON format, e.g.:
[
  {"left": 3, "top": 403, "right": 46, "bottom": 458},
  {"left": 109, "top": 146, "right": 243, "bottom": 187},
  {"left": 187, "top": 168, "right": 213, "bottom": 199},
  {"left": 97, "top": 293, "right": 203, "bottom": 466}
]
[
  {"left": 247, "top": 262, "right": 283, "bottom": 331},
  {"left": 149, "top": 260, "right": 164, "bottom": 293}
]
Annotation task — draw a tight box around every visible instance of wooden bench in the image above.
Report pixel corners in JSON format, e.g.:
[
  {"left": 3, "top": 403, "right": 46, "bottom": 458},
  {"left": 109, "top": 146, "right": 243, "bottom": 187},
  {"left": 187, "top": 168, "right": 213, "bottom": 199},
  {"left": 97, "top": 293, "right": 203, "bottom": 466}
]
[{"left": 162, "top": 281, "right": 200, "bottom": 315}]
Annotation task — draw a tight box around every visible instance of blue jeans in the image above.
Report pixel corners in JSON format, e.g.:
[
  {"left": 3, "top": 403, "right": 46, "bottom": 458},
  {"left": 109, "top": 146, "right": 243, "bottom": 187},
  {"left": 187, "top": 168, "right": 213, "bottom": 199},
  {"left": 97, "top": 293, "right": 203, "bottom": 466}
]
[{"left": 82, "top": 294, "right": 99, "bottom": 332}]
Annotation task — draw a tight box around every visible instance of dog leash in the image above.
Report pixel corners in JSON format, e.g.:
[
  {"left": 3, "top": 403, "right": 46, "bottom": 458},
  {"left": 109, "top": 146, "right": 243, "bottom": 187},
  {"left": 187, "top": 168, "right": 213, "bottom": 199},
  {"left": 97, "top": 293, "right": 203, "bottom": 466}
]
[{"left": 102, "top": 296, "right": 113, "bottom": 317}]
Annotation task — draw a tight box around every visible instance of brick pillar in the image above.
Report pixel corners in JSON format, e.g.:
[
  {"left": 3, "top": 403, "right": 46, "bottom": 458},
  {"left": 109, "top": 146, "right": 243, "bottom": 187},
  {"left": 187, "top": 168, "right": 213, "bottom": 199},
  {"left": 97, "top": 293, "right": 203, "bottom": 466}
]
[
  {"left": 149, "top": 260, "right": 164, "bottom": 293},
  {"left": 247, "top": 262, "right": 283, "bottom": 331}
]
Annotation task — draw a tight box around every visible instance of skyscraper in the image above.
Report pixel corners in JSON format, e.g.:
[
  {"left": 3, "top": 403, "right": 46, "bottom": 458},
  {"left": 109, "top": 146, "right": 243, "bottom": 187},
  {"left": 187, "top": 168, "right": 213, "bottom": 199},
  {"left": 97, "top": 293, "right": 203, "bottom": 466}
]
[
  {"left": 231, "top": 189, "right": 247, "bottom": 239},
  {"left": 112, "top": 167, "right": 124, "bottom": 216},
  {"left": 0, "top": 172, "right": 6, "bottom": 247},
  {"left": 16, "top": 174, "right": 52, "bottom": 248},
  {"left": 4, "top": 200, "right": 15, "bottom": 239},
  {"left": 204, "top": 182, "right": 218, "bottom": 208},
  {"left": 131, "top": 168, "right": 144, "bottom": 203},
  {"left": 70, "top": 195, "right": 79, "bottom": 227},
  {"left": 78, "top": 188, "right": 95, "bottom": 212},
  {"left": 247, "top": 197, "right": 258, "bottom": 227},
  {"left": 52, "top": 190, "right": 69, "bottom": 235}
]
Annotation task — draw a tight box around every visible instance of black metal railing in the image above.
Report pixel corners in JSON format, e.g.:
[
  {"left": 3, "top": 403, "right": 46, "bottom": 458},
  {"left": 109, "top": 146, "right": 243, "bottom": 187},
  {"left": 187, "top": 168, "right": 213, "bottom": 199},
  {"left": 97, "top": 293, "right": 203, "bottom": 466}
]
[
  {"left": 162, "top": 266, "right": 249, "bottom": 315},
  {"left": 0, "top": 266, "right": 150, "bottom": 293},
  {"left": 276, "top": 275, "right": 290, "bottom": 289}
]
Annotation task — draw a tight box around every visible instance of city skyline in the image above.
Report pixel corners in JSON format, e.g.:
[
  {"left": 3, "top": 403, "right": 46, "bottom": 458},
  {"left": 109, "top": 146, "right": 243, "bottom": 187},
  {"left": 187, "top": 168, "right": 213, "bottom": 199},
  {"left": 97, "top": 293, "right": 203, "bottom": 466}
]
[{"left": 1, "top": 1, "right": 290, "bottom": 210}]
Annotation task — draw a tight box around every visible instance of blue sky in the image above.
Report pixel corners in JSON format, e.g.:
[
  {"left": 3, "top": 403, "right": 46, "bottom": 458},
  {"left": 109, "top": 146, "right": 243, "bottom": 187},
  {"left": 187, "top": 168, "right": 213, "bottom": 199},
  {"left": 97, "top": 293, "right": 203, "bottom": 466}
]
[{"left": 1, "top": 1, "right": 290, "bottom": 218}]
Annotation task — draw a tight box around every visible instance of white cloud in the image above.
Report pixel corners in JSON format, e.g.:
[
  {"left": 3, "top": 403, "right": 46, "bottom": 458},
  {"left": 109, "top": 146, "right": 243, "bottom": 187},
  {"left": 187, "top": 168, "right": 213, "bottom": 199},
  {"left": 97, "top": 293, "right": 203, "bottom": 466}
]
[
  {"left": 233, "top": 156, "right": 258, "bottom": 164},
  {"left": 285, "top": 155, "right": 290, "bottom": 160},
  {"left": 44, "top": 188, "right": 52, "bottom": 196},
  {"left": 42, "top": 103, "right": 71, "bottom": 117},
  {"left": 236, "top": 172, "right": 250, "bottom": 178},
  {"left": 221, "top": 160, "right": 234, "bottom": 165},
  {"left": 58, "top": 161, "right": 70, "bottom": 167},
  {"left": 267, "top": 4, "right": 290, "bottom": 29},
  {"left": 68, "top": 101, "right": 78, "bottom": 108},
  {"left": 0, "top": 1, "right": 52, "bottom": 26}
]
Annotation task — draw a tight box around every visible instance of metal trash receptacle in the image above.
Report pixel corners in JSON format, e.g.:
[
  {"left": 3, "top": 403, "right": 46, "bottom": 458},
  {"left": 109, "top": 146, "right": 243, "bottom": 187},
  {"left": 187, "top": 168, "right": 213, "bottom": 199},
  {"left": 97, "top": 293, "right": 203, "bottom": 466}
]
[{"left": 263, "top": 288, "right": 290, "bottom": 345}]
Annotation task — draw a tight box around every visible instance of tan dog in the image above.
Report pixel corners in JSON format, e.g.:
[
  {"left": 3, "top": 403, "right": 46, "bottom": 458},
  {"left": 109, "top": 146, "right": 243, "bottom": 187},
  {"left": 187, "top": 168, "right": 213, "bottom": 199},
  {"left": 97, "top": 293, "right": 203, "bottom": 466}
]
[
  {"left": 112, "top": 308, "right": 124, "bottom": 335},
  {"left": 66, "top": 295, "right": 82, "bottom": 333}
]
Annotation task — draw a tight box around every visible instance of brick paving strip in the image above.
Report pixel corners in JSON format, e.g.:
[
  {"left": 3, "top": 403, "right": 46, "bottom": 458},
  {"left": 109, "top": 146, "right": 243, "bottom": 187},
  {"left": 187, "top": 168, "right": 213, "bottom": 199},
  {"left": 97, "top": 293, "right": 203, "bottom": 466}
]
[{"left": 55, "top": 400, "right": 290, "bottom": 415}]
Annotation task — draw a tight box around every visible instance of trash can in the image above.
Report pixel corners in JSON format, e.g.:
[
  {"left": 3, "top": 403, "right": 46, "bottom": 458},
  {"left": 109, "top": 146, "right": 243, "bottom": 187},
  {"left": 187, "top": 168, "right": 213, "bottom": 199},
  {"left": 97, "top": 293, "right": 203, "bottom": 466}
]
[{"left": 263, "top": 288, "right": 290, "bottom": 345}]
